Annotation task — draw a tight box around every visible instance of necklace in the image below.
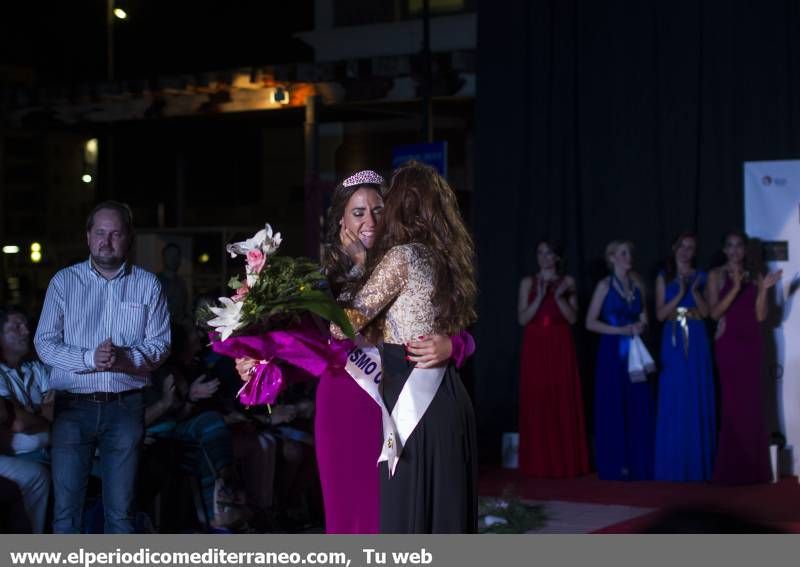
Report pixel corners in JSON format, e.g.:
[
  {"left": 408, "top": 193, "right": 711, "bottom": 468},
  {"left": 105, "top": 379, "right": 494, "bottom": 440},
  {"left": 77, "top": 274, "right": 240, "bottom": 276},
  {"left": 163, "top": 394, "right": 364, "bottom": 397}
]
[{"left": 612, "top": 273, "right": 635, "bottom": 305}]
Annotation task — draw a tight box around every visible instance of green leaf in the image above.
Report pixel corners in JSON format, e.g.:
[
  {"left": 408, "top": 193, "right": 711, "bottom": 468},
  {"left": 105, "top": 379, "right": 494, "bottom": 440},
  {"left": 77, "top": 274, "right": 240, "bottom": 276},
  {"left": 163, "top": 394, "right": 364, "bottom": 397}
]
[
  {"left": 228, "top": 276, "right": 243, "bottom": 290},
  {"left": 296, "top": 290, "right": 356, "bottom": 339}
]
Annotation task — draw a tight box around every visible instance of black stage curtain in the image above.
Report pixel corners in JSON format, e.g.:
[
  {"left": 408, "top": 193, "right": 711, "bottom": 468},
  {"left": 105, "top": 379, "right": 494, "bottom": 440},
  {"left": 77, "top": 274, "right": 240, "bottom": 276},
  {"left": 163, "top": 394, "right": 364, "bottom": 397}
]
[{"left": 474, "top": 0, "right": 800, "bottom": 462}]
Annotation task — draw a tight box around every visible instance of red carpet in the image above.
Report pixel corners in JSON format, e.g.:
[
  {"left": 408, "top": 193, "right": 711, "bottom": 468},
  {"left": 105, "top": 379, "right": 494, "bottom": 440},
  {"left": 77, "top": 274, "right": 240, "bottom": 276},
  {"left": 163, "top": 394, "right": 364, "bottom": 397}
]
[{"left": 480, "top": 467, "right": 800, "bottom": 533}]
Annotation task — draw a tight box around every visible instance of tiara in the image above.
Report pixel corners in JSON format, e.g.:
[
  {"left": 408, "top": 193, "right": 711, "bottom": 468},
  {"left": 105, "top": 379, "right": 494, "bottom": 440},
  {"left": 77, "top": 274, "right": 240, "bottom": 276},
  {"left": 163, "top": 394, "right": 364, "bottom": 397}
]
[{"left": 342, "top": 170, "right": 385, "bottom": 187}]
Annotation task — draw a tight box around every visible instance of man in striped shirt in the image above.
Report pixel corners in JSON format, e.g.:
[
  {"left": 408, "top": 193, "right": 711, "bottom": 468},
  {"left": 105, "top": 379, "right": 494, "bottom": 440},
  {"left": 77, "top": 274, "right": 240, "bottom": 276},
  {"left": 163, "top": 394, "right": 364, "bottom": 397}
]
[{"left": 34, "top": 201, "right": 171, "bottom": 533}]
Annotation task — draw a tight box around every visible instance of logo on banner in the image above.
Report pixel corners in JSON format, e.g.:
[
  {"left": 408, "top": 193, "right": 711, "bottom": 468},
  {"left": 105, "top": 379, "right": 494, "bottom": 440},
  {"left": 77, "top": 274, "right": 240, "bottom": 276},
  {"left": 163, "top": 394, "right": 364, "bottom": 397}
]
[{"left": 762, "top": 175, "right": 788, "bottom": 187}]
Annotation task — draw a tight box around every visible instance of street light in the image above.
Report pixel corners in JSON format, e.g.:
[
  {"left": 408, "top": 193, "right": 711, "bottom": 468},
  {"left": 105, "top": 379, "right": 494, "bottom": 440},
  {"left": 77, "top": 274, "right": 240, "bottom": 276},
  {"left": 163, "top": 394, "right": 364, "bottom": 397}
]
[
  {"left": 2, "top": 246, "right": 19, "bottom": 254},
  {"left": 107, "top": 1, "right": 129, "bottom": 81},
  {"left": 82, "top": 174, "right": 93, "bottom": 183}
]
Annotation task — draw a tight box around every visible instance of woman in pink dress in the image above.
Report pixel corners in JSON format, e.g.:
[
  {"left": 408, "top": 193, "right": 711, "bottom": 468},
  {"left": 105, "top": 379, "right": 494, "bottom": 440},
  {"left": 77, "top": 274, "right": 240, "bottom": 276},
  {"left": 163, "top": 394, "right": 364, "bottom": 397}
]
[
  {"left": 237, "top": 170, "right": 474, "bottom": 533},
  {"left": 707, "top": 231, "right": 781, "bottom": 484}
]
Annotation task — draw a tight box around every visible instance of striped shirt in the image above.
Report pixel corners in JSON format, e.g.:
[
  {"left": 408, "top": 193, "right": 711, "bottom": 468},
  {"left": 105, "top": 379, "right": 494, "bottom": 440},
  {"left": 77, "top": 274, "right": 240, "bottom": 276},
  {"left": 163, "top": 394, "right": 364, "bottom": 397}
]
[
  {"left": 34, "top": 259, "right": 171, "bottom": 393},
  {"left": 0, "top": 360, "right": 51, "bottom": 454}
]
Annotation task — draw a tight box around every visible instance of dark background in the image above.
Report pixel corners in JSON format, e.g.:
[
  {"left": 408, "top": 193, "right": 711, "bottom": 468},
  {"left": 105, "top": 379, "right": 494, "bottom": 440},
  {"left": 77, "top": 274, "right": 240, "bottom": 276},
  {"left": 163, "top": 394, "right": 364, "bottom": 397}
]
[{"left": 474, "top": 0, "right": 800, "bottom": 460}]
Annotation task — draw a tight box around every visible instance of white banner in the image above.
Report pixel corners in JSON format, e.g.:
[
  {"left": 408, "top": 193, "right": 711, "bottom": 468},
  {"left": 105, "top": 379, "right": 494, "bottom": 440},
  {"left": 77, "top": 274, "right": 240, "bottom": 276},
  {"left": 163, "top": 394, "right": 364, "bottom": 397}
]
[{"left": 744, "top": 160, "right": 800, "bottom": 475}]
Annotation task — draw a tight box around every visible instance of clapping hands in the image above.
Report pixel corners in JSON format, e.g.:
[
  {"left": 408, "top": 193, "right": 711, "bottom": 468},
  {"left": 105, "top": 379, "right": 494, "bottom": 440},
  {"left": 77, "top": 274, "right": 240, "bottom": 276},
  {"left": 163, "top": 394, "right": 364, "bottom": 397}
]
[
  {"left": 762, "top": 270, "right": 783, "bottom": 290},
  {"left": 555, "top": 278, "right": 573, "bottom": 299},
  {"left": 94, "top": 338, "right": 116, "bottom": 371},
  {"left": 188, "top": 374, "right": 220, "bottom": 402}
]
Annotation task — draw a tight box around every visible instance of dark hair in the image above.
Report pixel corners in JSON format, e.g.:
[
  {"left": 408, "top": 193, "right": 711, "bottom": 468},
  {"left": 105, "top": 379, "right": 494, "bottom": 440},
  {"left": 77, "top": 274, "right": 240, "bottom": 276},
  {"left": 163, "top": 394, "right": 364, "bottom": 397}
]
[
  {"left": 321, "top": 178, "right": 385, "bottom": 298},
  {"left": 86, "top": 201, "right": 134, "bottom": 234},
  {"left": 723, "top": 229, "right": 749, "bottom": 247},
  {"left": 535, "top": 238, "right": 565, "bottom": 275},
  {"left": 719, "top": 229, "right": 752, "bottom": 272},
  {"left": 364, "top": 161, "right": 477, "bottom": 335},
  {"left": 0, "top": 306, "right": 25, "bottom": 332},
  {"left": 664, "top": 231, "right": 697, "bottom": 282}
]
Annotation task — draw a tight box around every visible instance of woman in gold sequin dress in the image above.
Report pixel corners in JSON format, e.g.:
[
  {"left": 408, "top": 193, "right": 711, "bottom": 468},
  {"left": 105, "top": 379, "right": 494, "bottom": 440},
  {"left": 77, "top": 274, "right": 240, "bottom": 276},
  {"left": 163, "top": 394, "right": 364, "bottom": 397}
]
[{"left": 331, "top": 161, "right": 478, "bottom": 533}]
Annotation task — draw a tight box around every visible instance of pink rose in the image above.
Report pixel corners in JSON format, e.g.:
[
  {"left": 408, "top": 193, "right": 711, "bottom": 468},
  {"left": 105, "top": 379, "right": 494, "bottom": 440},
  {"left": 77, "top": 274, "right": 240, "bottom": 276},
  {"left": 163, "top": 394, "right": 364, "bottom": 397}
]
[
  {"left": 246, "top": 249, "right": 266, "bottom": 273},
  {"left": 232, "top": 283, "right": 249, "bottom": 302}
]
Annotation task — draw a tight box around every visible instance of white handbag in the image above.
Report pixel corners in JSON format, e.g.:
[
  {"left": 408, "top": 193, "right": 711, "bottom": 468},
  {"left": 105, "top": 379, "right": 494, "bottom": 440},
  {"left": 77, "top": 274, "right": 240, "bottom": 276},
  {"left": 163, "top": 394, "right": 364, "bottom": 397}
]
[{"left": 628, "top": 335, "right": 656, "bottom": 383}]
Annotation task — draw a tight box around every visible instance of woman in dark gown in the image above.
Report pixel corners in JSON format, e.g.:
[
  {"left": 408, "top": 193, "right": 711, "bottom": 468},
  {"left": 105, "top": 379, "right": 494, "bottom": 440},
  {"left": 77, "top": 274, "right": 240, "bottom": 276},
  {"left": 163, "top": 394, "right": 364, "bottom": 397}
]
[
  {"left": 586, "top": 240, "right": 655, "bottom": 481},
  {"left": 235, "top": 170, "right": 473, "bottom": 533},
  {"left": 707, "top": 231, "right": 781, "bottom": 485},
  {"left": 332, "top": 161, "right": 478, "bottom": 533},
  {"left": 653, "top": 233, "right": 716, "bottom": 482}
]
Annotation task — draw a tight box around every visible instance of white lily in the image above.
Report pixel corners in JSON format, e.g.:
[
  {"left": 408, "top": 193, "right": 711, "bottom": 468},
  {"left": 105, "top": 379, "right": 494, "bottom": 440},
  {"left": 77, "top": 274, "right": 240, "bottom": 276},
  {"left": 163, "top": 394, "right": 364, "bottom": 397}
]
[
  {"left": 207, "top": 297, "right": 245, "bottom": 341},
  {"left": 262, "top": 224, "right": 283, "bottom": 256},
  {"left": 226, "top": 223, "right": 283, "bottom": 258}
]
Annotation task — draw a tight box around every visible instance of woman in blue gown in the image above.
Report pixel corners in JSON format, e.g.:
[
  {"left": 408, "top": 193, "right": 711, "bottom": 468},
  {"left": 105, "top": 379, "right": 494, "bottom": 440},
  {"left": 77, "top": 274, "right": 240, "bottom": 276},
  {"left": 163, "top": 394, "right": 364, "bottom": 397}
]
[
  {"left": 653, "top": 233, "right": 716, "bottom": 481},
  {"left": 586, "top": 240, "right": 655, "bottom": 481}
]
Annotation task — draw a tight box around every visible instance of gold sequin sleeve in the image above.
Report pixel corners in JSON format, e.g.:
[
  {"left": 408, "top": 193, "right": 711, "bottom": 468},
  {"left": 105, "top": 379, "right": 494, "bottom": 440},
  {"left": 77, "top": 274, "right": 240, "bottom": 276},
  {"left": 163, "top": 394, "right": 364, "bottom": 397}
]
[{"left": 330, "top": 246, "right": 409, "bottom": 339}]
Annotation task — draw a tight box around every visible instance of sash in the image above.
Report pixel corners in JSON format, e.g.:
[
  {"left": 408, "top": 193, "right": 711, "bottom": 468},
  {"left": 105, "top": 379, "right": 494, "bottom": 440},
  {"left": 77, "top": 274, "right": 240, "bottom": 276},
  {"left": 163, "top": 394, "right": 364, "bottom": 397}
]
[{"left": 344, "top": 339, "right": 445, "bottom": 477}]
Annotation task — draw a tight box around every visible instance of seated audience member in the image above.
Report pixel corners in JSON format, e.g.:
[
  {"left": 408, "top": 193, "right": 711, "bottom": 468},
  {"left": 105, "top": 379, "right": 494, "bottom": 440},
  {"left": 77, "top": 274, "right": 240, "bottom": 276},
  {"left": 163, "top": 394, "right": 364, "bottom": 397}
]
[
  {"left": 0, "top": 307, "right": 52, "bottom": 462},
  {"left": 144, "top": 324, "right": 248, "bottom": 530},
  {"left": 0, "top": 400, "right": 50, "bottom": 533}
]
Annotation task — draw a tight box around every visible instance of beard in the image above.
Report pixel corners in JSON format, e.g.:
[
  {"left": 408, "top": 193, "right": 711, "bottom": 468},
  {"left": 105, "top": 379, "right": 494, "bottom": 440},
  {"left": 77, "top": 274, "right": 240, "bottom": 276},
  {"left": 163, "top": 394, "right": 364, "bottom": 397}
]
[{"left": 92, "top": 249, "right": 125, "bottom": 270}]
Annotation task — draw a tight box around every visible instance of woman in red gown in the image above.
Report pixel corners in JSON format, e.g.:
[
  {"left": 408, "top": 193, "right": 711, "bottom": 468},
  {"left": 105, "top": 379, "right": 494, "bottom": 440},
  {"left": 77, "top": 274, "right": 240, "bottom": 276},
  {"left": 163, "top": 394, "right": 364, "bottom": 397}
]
[{"left": 517, "top": 239, "right": 589, "bottom": 478}]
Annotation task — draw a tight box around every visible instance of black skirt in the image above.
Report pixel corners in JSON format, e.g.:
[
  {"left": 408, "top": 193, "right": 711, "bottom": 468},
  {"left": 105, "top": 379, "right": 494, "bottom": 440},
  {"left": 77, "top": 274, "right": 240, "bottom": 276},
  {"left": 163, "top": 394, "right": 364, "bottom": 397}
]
[{"left": 379, "top": 343, "right": 478, "bottom": 533}]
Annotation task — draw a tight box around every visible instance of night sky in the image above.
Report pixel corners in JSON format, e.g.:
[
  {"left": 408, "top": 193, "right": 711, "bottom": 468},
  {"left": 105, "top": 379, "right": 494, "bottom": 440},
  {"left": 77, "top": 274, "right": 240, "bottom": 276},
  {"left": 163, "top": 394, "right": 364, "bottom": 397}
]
[{"left": 0, "top": 1, "right": 314, "bottom": 84}]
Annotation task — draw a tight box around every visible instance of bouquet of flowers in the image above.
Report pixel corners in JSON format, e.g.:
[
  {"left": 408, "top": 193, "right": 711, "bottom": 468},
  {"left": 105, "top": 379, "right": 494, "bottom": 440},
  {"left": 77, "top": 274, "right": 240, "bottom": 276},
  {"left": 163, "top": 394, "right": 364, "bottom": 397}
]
[
  {"left": 198, "top": 224, "right": 354, "bottom": 407},
  {"left": 478, "top": 489, "right": 547, "bottom": 534}
]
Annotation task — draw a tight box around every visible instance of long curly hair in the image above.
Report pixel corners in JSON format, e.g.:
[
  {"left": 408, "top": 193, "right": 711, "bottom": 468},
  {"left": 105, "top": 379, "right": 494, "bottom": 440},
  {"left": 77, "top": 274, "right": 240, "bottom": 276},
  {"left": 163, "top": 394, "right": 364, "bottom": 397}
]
[
  {"left": 321, "top": 179, "right": 385, "bottom": 298},
  {"left": 364, "top": 161, "right": 477, "bottom": 335}
]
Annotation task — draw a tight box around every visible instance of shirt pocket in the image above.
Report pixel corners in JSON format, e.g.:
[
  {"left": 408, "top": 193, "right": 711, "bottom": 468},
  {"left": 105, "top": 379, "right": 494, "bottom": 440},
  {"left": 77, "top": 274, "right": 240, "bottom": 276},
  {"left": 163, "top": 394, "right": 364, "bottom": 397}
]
[{"left": 113, "top": 302, "right": 148, "bottom": 347}]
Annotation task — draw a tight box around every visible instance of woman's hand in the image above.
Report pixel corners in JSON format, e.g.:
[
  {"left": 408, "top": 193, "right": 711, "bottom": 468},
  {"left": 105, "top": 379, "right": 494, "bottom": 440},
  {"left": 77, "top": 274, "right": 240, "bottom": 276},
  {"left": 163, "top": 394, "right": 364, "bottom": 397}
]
[
  {"left": 405, "top": 335, "right": 453, "bottom": 369},
  {"left": 555, "top": 278, "right": 572, "bottom": 299},
  {"left": 731, "top": 268, "right": 744, "bottom": 292},
  {"left": 678, "top": 275, "right": 687, "bottom": 298},
  {"left": 188, "top": 375, "right": 220, "bottom": 402},
  {"left": 536, "top": 277, "right": 547, "bottom": 299},
  {"left": 623, "top": 322, "right": 646, "bottom": 336},
  {"left": 691, "top": 275, "right": 701, "bottom": 295},
  {"left": 339, "top": 225, "right": 367, "bottom": 267},
  {"left": 761, "top": 270, "right": 783, "bottom": 290},
  {"left": 235, "top": 358, "right": 257, "bottom": 382}
]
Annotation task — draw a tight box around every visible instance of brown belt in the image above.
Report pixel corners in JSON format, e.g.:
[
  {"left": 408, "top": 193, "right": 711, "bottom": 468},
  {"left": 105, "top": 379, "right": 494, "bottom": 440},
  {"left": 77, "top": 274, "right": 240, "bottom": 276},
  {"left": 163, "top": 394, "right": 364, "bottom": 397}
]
[{"left": 63, "top": 389, "right": 143, "bottom": 403}]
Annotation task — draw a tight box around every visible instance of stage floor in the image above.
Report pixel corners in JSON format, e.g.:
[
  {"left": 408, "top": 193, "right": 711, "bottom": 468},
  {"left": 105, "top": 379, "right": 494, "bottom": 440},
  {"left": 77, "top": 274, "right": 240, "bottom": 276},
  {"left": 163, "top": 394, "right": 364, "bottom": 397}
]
[{"left": 479, "top": 467, "right": 800, "bottom": 533}]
